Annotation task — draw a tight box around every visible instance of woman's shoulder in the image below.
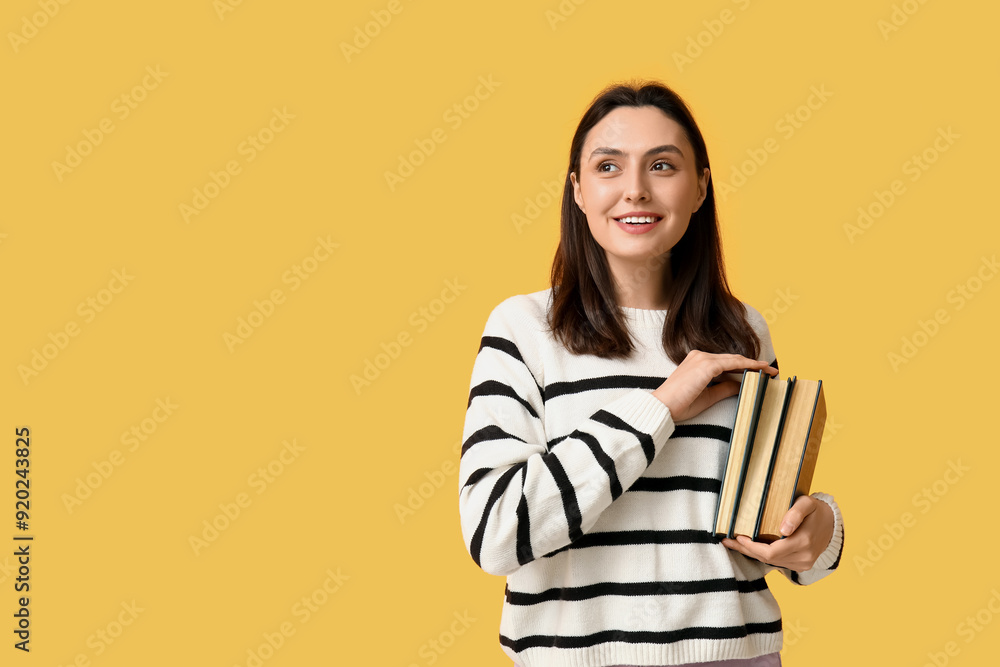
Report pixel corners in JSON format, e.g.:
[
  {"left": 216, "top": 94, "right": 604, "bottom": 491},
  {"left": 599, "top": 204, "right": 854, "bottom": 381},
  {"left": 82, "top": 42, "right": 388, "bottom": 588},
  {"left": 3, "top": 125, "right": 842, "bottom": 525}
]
[
  {"left": 485, "top": 287, "right": 553, "bottom": 331},
  {"left": 737, "top": 299, "right": 776, "bottom": 363},
  {"left": 477, "top": 289, "right": 553, "bottom": 382},
  {"left": 739, "top": 300, "right": 769, "bottom": 334}
]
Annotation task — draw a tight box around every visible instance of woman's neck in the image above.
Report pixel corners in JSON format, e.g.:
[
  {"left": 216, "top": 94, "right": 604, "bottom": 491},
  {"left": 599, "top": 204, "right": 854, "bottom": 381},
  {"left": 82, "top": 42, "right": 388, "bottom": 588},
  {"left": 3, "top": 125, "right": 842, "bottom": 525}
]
[{"left": 610, "top": 253, "right": 671, "bottom": 310}]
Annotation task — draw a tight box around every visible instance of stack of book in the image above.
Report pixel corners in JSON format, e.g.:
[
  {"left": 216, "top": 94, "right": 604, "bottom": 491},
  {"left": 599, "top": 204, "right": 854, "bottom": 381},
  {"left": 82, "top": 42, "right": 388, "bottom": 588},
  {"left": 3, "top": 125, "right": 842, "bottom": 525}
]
[{"left": 711, "top": 369, "right": 827, "bottom": 543}]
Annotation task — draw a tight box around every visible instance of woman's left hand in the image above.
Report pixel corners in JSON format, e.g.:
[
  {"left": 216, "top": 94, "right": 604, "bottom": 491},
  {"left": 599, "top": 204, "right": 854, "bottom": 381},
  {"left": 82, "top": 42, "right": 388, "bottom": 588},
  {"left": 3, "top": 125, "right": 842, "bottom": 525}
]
[{"left": 721, "top": 495, "right": 834, "bottom": 572}]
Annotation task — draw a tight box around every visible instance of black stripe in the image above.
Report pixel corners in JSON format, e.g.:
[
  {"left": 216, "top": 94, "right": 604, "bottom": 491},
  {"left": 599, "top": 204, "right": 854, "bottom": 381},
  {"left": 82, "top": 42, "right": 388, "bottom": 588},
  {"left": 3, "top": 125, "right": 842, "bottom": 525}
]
[
  {"left": 542, "top": 454, "right": 583, "bottom": 543},
  {"left": 542, "top": 529, "right": 716, "bottom": 558},
  {"left": 590, "top": 410, "right": 656, "bottom": 465},
  {"left": 561, "top": 429, "right": 623, "bottom": 500},
  {"left": 500, "top": 619, "right": 782, "bottom": 651},
  {"left": 629, "top": 475, "right": 720, "bottom": 494},
  {"left": 461, "top": 424, "right": 525, "bottom": 457},
  {"left": 461, "top": 466, "right": 493, "bottom": 489},
  {"left": 506, "top": 576, "right": 768, "bottom": 605},
  {"left": 547, "top": 433, "right": 570, "bottom": 448},
  {"left": 672, "top": 423, "right": 732, "bottom": 442},
  {"left": 468, "top": 380, "right": 539, "bottom": 419},
  {"left": 543, "top": 375, "right": 663, "bottom": 401},
  {"left": 515, "top": 466, "right": 533, "bottom": 566},
  {"left": 478, "top": 336, "right": 544, "bottom": 397},
  {"left": 547, "top": 422, "right": 732, "bottom": 451},
  {"left": 479, "top": 335, "right": 525, "bottom": 363},
  {"left": 469, "top": 463, "right": 524, "bottom": 569}
]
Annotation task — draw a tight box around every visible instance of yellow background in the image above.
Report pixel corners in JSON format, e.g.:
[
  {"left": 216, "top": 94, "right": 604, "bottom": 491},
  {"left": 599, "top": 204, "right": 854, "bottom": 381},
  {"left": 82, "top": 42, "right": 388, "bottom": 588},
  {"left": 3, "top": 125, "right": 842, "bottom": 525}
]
[{"left": 2, "top": 0, "right": 997, "bottom": 664}]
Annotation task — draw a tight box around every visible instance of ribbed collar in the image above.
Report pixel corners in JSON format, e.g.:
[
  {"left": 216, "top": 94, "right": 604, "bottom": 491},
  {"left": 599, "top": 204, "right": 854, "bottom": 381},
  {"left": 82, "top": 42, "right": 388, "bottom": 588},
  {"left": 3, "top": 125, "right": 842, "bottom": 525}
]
[
  {"left": 542, "top": 287, "right": 668, "bottom": 331},
  {"left": 620, "top": 305, "right": 668, "bottom": 330}
]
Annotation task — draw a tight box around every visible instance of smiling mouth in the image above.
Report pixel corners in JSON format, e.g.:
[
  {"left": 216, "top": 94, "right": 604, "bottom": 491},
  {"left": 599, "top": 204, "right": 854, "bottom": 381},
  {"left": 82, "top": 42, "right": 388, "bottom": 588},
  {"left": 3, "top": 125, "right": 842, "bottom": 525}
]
[{"left": 614, "top": 215, "right": 662, "bottom": 225}]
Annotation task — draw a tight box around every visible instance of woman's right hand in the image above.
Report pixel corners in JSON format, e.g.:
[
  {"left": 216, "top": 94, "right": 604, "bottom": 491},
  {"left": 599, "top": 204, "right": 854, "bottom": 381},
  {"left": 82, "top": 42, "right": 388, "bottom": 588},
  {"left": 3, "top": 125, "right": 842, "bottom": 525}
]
[{"left": 651, "top": 350, "right": 777, "bottom": 422}]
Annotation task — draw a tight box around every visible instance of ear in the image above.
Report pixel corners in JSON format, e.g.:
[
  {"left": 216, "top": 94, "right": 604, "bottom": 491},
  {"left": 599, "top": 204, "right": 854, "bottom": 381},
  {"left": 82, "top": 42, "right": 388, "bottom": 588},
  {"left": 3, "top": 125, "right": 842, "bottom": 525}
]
[
  {"left": 570, "top": 171, "right": 586, "bottom": 214},
  {"left": 692, "top": 167, "right": 710, "bottom": 213}
]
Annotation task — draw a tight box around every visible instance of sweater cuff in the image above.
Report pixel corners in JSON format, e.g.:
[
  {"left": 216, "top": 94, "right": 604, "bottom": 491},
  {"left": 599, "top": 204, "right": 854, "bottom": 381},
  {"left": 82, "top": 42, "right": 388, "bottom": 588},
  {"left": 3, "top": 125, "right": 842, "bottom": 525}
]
[
  {"left": 605, "top": 388, "right": 675, "bottom": 445},
  {"left": 807, "top": 491, "right": 843, "bottom": 571}
]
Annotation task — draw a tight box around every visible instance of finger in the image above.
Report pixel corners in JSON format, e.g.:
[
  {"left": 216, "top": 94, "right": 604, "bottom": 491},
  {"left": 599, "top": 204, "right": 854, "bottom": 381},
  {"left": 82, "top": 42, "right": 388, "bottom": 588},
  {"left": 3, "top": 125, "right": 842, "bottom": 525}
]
[
  {"left": 732, "top": 535, "right": 776, "bottom": 563},
  {"left": 720, "top": 538, "right": 754, "bottom": 559},
  {"left": 702, "top": 381, "right": 740, "bottom": 406},
  {"left": 780, "top": 495, "right": 817, "bottom": 537},
  {"left": 721, "top": 355, "right": 778, "bottom": 374},
  {"left": 754, "top": 533, "right": 798, "bottom": 562},
  {"left": 712, "top": 371, "right": 747, "bottom": 384}
]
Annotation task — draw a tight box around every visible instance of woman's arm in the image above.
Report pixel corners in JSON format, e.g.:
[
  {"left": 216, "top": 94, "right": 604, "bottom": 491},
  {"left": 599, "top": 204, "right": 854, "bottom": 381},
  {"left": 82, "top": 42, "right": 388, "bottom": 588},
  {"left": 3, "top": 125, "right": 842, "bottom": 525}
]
[{"left": 458, "top": 297, "right": 677, "bottom": 577}]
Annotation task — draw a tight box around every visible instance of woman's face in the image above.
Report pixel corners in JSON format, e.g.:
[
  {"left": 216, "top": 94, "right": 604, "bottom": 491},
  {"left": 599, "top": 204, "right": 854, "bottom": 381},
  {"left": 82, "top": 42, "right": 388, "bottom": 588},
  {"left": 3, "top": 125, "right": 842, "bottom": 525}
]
[{"left": 570, "top": 105, "right": 710, "bottom": 288}]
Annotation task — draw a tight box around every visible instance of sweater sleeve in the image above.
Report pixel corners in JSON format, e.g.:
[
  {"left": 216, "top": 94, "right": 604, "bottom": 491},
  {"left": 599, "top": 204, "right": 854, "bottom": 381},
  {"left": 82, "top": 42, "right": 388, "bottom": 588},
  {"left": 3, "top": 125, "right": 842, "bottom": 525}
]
[
  {"left": 743, "top": 303, "right": 845, "bottom": 585},
  {"left": 458, "top": 297, "right": 676, "bottom": 577}
]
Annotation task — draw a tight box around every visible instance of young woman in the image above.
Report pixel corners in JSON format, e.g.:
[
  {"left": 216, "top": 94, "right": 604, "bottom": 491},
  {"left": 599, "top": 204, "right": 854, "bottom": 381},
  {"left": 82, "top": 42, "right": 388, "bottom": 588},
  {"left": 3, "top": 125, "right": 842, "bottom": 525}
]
[{"left": 458, "top": 80, "right": 843, "bottom": 667}]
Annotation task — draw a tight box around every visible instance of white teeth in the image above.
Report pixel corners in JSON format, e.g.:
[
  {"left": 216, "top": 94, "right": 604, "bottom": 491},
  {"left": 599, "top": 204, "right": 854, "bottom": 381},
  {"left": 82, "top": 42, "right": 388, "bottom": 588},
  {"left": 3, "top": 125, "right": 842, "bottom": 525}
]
[{"left": 618, "top": 216, "right": 658, "bottom": 224}]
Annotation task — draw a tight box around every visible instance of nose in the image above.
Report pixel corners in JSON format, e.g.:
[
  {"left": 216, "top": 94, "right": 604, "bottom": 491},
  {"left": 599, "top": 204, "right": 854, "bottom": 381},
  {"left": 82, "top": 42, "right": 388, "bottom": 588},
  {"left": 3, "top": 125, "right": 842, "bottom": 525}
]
[{"left": 623, "top": 170, "right": 650, "bottom": 202}]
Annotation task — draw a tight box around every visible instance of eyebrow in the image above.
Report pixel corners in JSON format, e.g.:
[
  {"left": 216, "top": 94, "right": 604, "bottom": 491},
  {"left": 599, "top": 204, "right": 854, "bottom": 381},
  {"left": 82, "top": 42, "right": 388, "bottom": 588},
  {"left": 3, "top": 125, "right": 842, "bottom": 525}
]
[{"left": 588, "top": 144, "right": 684, "bottom": 160}]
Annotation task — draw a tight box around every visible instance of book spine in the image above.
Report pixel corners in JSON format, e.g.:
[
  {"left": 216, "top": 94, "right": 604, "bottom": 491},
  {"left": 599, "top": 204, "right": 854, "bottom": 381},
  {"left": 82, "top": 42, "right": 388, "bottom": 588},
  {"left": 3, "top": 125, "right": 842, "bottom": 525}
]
[
  {"left": 726, "top": 370, "right": 769, "bottom": 539},
  {"left": 711, "top": 369, "right": 749, "bottom": 538},
  {"left": 752, "top": 376, "right": 796, "bottom": 540},
  {"left": 788, "top": 379, "right": 824, "bottom": 511}
]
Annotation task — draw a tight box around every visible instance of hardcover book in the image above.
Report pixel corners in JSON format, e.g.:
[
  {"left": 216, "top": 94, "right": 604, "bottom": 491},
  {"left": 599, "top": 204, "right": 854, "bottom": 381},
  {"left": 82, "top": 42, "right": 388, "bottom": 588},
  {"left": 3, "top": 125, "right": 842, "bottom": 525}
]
[{"left": 712, "top": 369, "right": 827, "bottom": 543}]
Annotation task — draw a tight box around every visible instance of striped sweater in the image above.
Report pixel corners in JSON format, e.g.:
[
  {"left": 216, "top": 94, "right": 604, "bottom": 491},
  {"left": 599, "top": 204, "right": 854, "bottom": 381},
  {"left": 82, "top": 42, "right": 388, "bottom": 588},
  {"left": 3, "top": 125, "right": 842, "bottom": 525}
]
[{"left": 458, "top": 287, "right": 844, "bottom": 667}]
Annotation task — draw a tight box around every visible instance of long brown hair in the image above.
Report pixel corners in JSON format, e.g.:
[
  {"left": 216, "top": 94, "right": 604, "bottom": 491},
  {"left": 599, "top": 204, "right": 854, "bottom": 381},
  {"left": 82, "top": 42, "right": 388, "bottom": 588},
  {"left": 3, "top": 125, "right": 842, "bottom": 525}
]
[{"left": 548, "top": 79, "right": 760, "bottom": 364}]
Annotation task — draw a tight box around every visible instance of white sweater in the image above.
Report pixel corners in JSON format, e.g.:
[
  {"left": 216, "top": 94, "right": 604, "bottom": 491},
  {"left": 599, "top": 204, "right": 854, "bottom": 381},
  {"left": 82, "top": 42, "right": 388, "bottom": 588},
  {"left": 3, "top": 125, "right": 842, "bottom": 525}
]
[{"left": 458, "top": 287, "right": 844, "bottom": 667}]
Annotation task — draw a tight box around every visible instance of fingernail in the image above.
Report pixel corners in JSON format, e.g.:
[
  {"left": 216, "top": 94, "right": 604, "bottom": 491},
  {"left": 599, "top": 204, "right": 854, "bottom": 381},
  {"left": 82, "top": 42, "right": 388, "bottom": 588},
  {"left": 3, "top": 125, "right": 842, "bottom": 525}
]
[{"left": 780, "top": 522, "right": 792, "bottom": 535}]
